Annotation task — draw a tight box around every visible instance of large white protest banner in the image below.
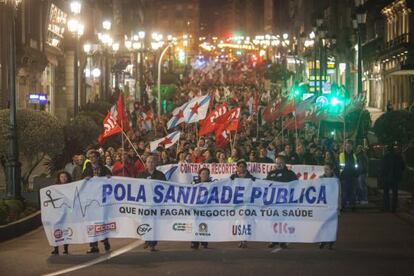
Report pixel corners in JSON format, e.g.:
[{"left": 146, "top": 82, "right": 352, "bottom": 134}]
[
  {"left": 41, "top": 177, "right": 339, "bottom": 246},
  {"left": 158, "top": 162, "right": 324, "bottom": 183}
]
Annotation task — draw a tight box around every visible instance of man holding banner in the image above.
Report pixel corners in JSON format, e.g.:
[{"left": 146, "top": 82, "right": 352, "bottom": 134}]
[
  {"left": 137, "top": 155, "right": 166, "bottom": 252},
  {"left": 82, "top": 150, "right": 112, "bottom": 254},
  {"left": 266, "top": 156, "right": 298, "bottom": 249},
  {"left": 230, "top": 159, "right": 256, "bottom": 249}
]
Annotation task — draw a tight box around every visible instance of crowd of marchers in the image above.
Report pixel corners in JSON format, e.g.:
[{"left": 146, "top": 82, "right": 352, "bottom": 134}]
[{"left": 52, "top": 59, "right": 405, "bottom": 255}]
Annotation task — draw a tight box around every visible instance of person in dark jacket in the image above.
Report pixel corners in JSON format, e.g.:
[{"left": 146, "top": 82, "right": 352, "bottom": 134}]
[
  {"left": 356, "top": 145, "right": 369, "bottom": 204},
  {"left": 266, "top": 156, "right": 298, "bottom": 249},
  {"left": 230, "top": 159, "right": 255, "bottom": 248},
  {"left": 257, "top": 146, "right": 274, "bottom": 163},
  {"left": 82, "top": 150, "right": 112, "bottom": 254},
  {"left": 191, "top": 167, "right": 211, "bottom": 249},
  {"left": 266, "top": 156, "right": 298, "bottom": 183},
  {"left": 339, "top": 140, "right": 358, "bottom": 210},
  {"left": 230, "top": 159, "right": 256, "bottom": 181},
  {"left": 137, "top": 155, "right": 166, "bottom": 251},
  {"left": 379, "top": 145, "right": 405, "bottom": 212}
]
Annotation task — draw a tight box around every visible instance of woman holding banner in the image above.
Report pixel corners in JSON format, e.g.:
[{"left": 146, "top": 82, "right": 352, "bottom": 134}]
[
  {"left": 50, "top": 171, "right": 72, "bottom": 255},
  {"left": 319, "top": 162, "right": 339, "bottom": 249}
]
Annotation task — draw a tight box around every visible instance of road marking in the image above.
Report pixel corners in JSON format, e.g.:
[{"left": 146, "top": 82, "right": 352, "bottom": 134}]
[
  {"left": 43, "top": 240, "right": 144, "bottom": 276},
  {"left": 271, "top": 248, "right": 282, "bottom": 253}
]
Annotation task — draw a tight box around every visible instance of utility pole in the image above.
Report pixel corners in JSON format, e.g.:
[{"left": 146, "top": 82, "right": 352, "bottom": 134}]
[{"left": 6, "top": 1, "right": 22, "bottom": 200}]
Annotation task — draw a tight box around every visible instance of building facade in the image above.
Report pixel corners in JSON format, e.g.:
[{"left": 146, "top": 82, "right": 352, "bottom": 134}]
[
  {"left": 1, "top": 0, "right": 148, "bottom": 122},
  {"left": 363, "top": 0, "right": 413, "bottom": 112},
  {"left": 149, "top": 0, "right": 199, "bottom": 46}
]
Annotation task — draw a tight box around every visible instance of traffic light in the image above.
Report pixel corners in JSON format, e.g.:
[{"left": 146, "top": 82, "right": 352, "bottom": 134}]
[
  {"left": 330, "top": 96, "right": 341, "bottom": 106},
  {"left": 290, "top": 81, "right": 307, "bottom": 100}
]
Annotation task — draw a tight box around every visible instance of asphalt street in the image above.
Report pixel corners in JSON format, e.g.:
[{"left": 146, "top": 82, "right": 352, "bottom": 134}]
[{"left": 1, "top": 209, "right": 413, "bottom": 276}]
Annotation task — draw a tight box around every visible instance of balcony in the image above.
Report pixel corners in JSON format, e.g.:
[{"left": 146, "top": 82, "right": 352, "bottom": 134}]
[{"left": 380, "top": 33, "right": 411, "bottom": 58}]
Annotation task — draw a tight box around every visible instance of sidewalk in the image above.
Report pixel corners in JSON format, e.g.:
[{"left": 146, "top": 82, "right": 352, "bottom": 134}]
[{"left": 367, "top": 177, "right": 414, "bottom": 225}]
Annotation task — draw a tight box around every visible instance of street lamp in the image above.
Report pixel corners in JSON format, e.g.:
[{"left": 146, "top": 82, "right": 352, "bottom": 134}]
[
  {"left": 98, "top": 20, "right": 113, "bottom": 100},
  {"left": 70, "top": 1, "right": 81, "bottom": 15},
  {"left": 125, "top": 31, "right": 146, "bottom": 103},
  {"left": 68, "top": 1, "right": 84, "bottom": 117},
  {"left": 5, "top": 0, "right": 22, "bottom": 200},
  {"left": 316, "top": 20, "right": 327, "bottom": 95},
  {"left": 354, "top": 0, "right": 367, "bottom": 95}
]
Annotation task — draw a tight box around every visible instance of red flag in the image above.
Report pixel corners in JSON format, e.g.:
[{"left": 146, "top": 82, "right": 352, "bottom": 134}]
[
  {"left": 97, "top": 112, "right": 122, "bottom": 144},
  {"left": 215, "top": 128, "right": 231, "bottom": 148},
  {"left": 216, "top": 107, "right": 241, "bottom": 132},
  {"left": 199, "top": 103, "right": 228, "bottom": 136},
  {"left": 116, "top": 93, "right": 130, "bottom": 131},
  {"left": 263, "top": 99, "right": 282, "bottom": 123},
  {"left": 281, "top": 98, "right": 295, "bottom": 116},
  {"left": 283, "top": 117, "right": 305, "bottom": 130}
]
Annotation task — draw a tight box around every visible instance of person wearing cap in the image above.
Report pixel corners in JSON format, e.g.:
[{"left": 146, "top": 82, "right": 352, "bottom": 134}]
[
  {"left": 230, "top": 159, "right": 255, "bottom": 248},
  {"left": 266, "top": 156, "right": 298, "bottom": 249},
  {"left": 82, "top": 150, "right": 112, "bottom": 254}
]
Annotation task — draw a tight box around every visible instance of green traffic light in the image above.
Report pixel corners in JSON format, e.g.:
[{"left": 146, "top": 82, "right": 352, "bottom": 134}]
[
  {"left": 294, "top": 89, "right": 301, "bottom": 96},
  {"left": 330, "top": 97, "right": 340, "bottom": 106}
]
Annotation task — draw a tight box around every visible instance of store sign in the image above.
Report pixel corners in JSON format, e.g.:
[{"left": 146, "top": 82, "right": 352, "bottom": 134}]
[
  {"left": 47, "top": 4, "right": 67, "bottom": 48},
  {"left": 28, "top": 93, "right": 48, "bottom": 104}
]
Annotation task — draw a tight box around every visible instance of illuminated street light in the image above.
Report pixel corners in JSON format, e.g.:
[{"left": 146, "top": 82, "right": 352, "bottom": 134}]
[
  {"left": 70, "top": 1, "right": 81, "bottom": 14},
  {"left": 67, "top": 18, "right": 79, "bottom": 33},
  {"left": 83, "top": 43, "right": 91, "bottom": 54},
  {"left": 92, "top": 68, "right": 101, "bottom": 78},
  {"left": 125, "top": 40, "right": 132, "bottom": 50},
  {"left": 102, "top": 20, "right": 111, "bottom": 31},
  {"left": 67, "top": 9, "right": 84, "bottom": 117},
  {"left": 112, "top": 42, "right": 120, "bottom": 52}
]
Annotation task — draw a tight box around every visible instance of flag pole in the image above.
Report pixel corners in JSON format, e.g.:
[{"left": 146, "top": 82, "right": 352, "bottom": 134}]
[
  {"left": 294, "top": 101, "right": 298, "bottom": 144},
  {"left": 343, "top": 103, "right": 346, "bottom": 142},
  {"left": 121, "top": 122, "right": 125, "bottom": 176},
  {"left": 256, "top": 107, "right": 260, "bottom": 141},
  {"left": 232, "top": 130, "right": 238, "bottom": 151},
  {"left": 121, "top": 129, "right": 145, "bottom": 165},
  {"left": 175, "top": 136, "right": 181, "bottom": 161},
  {"left": 318, "top": 120, "right": 321, "bottom": 139}
]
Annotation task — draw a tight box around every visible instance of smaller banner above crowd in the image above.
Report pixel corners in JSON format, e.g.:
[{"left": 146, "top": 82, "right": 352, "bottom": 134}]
[
  {"left": 41, "top": 177, "right": 339, "bottom": 246},
  {"left": 157, "top": 163, "right": 324, "bottom": 183}
]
